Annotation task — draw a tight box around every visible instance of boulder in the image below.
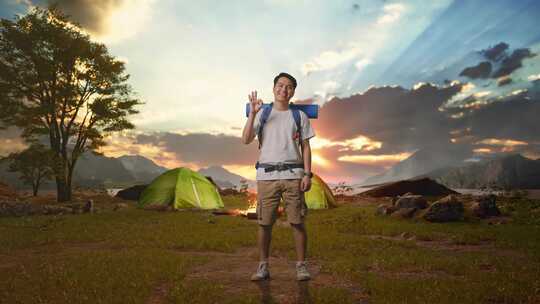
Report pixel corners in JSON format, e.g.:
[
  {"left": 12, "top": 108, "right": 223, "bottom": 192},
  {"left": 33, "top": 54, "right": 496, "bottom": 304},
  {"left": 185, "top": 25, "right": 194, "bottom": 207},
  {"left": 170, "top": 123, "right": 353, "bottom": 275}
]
[
  {"left": 470, "top": 195, "right": 500, "bottom": 218},
  {"left": 375, "top": 204, "right": 397, "bottom": 216},
  {"left": 42, "top": 205, "right": 72, "bottom": 215},
  {"left": 391, "top": 207, "right": 418, "bottom": 219},
  {"left": 1, "top": 201, "right": 28, "bottom": 217},
  {"left": 394, "top": 195, "right": 428, "bottom": 209},
  {"left": 422, "top": 195, "right": 464, "bottom": 222}
]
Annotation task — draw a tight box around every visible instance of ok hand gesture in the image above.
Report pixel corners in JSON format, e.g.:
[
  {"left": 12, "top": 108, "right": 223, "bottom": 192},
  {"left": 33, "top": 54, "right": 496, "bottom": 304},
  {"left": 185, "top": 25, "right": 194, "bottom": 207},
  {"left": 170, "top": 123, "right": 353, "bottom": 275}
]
[{"left": 248, "top": 90, "right": 263, "bottom": 115}]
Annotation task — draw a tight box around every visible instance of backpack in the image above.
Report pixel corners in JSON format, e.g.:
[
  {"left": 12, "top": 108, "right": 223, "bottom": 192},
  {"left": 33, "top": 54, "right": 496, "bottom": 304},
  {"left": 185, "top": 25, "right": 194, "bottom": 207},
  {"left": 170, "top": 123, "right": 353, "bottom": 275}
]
[{"left": 257, "top": 102, "right": 303, "bottom": 153}]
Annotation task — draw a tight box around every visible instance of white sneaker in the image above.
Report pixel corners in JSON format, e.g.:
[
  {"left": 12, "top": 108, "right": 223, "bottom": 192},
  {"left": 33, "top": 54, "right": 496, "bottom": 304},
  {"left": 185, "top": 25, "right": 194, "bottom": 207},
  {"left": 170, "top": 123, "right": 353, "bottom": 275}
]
[
  {"left": 296, "top": 261, "right": 311, "bottom": 281},
  {"left": 251, "top": 262, "right": 270, "bottom": 281}
]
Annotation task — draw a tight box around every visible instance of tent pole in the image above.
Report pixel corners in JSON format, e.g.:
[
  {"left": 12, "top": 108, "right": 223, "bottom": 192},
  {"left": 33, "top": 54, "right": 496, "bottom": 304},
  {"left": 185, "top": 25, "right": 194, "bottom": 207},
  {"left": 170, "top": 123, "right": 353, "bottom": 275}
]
[{"left": 191, "top": 178, "right": 202, "bottom": 208}]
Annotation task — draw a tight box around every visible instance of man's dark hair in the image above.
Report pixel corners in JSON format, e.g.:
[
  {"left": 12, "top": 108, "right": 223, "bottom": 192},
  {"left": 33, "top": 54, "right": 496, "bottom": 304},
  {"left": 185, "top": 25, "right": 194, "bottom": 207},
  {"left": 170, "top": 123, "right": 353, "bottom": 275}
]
[{"left": 273, "top": 72, "right": 297, "bottom": 89}]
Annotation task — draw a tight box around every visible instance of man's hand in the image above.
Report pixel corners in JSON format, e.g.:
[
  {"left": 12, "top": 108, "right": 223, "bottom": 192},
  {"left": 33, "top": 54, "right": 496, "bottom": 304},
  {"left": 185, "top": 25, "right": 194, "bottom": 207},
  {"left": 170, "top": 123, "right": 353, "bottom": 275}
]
[
  {"left": 300, "top": 175, "right": 311, "bottom": 192},
  {"left": 248, "top": 90, "right": 263, "bottom": 115}
]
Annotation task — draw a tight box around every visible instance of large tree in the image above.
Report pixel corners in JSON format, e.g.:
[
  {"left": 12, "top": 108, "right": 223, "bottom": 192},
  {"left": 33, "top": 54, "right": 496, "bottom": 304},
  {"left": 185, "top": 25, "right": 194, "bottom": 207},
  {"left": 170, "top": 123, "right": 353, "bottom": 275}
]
[{"left": 0, "top": 6, "right": 141, "bottom": 202}]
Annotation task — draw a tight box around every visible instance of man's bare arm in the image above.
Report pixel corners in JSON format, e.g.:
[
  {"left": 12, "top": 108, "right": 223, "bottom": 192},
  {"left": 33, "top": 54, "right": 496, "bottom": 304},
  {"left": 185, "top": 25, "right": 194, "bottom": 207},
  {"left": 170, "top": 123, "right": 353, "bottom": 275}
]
[
  {"left": 300, "top": 139, "right": 312, "bottom": 192},
  {"left": 242, "top": 112, "right": 257, "bottom": 144},
  {"left": 242, "top": 91, "right": 263, "bottom": 145},
  {"left": 302, "top": 139, "right": 311, "bottom": 173}
]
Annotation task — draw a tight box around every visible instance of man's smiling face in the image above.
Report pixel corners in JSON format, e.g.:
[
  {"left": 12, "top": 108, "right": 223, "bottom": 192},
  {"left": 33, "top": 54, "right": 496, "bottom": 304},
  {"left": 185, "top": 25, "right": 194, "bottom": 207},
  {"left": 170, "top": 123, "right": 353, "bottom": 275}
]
[{"left": 273, "top": 76, "right": 295, "bottom": 103}]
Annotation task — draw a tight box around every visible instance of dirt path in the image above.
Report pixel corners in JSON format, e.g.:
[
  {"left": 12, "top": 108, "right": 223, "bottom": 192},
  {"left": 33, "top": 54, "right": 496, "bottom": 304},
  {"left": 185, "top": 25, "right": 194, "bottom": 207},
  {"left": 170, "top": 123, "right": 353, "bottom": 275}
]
[{"left": 156, "top": 247, "right": 370, "bottom": 304}]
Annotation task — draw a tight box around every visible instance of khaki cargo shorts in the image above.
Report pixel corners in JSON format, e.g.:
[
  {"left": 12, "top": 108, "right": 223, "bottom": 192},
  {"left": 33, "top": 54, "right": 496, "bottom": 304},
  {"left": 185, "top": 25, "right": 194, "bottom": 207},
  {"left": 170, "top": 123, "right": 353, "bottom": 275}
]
[{"left": 256, "top": 179, "right": 308, "bottom": 226}]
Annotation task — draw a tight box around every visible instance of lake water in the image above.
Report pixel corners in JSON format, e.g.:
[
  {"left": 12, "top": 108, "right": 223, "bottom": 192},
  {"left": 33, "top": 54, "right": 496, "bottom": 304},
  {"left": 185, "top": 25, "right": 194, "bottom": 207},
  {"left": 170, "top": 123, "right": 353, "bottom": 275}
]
[{"left": 106, "top": 188, "right": 123, "bottom": 196}]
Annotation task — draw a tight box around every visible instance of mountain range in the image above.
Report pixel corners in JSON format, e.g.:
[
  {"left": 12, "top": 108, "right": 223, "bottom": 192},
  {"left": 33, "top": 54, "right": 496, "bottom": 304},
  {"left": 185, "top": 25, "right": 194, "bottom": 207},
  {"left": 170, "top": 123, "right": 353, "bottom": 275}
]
[
  {"left": 0, "top": 152, "right": 255, "bottom": 191},
  {"left": 197, "top": 165, "right": 255, "bottom": 189},
  {"left": 361, "top": 150, "right": 540, "bottom": 190},
  {"left": 361, "top": 145, "right": 472, "bottom": 186},
  {"left": 0, "top": 152, "right": 168, "bottom": 190},
  {"left": 423, "top": 154, "right": 540, "bottom": 189},
  {"left": 3, "top": 149, "right": 537, "bottom": 192}
]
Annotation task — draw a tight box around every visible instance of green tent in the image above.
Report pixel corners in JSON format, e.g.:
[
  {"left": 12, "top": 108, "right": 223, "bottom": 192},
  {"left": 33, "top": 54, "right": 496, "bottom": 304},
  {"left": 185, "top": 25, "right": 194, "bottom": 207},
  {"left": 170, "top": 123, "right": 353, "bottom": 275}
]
[
  {"left": 138, "top": 167, "right": 224, "bottom": 209},
  {"left": 304, "top": 174, "right": 336, "bottom": 209}
]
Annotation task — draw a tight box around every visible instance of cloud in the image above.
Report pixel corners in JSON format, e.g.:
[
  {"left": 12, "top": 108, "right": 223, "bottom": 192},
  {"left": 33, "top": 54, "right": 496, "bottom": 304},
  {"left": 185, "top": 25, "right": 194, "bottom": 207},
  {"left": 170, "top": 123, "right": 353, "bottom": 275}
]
[
  {"left": 301, "top": 46, "right": 364, "bottom": 75},
  {"left": 528, "top": 74, "right": 540, "bottom": 81},
  {"left": 338, "top": 152, "right": 412, "bottom": 165},
  {"left": 312, "top": 82, "right": 464, "bottom": 151},
  {"left": 456, "top": 91, "right": 540, "bottom": 143},
  {"left": 354, "top": 58, "right": 372, "bottom": 71},
  {"left": 322, "top": 81, "right": 341, "bottom": 92},
  {"left": 135, "top": 132, "right": 259, "bottom": 167},
  {"left": 497, "top": 76, "right": 512, "bottom": 87},
  {"left": 29, "top": 0, "right": 155, "bottom": 43},
  {"left": 459, "top": 43, "right": 536, "bottom": 81},
  {"left": 311, "top": 135, "right": 382, "bottom": 152},
  {"left": 492, "top": 48, "right": 536, "bottom": 78},
  {"left": 314, "top": 81, "right": 342, "bottom": 102},
  {"left": 459, "top": 61, "right": 492, "bottom": 79},
  {"left": 476, "top": 138, "right": 528, "bottom": 147},
  {"left": 481, "top": 42, "right": 509, "bottom": 62},
  {"left": 377, "top": 3, "right": 405, "bottom": 25}
]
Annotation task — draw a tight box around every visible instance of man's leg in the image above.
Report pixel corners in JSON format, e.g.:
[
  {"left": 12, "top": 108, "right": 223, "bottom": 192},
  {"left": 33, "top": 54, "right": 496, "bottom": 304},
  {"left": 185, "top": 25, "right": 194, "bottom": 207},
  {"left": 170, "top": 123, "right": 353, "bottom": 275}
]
[
  {"left": 282, "top": 179, "right": 311, "bottom": 280},
  {"left": 252, "top": 180, "right": 280, "bottom": 281},
  {"left": 258, "top": 224, "right": 273, "bottom": 262},
  {"left": 291, "top": 223, "right": 307, "bottom": 262}
]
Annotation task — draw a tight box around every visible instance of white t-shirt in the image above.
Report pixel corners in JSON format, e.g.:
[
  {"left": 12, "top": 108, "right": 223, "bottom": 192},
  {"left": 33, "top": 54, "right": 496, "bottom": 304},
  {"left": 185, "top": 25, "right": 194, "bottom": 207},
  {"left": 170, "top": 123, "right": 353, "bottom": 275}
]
[{"left": 253, "top": 106, "right": 315, "bottom": 180}]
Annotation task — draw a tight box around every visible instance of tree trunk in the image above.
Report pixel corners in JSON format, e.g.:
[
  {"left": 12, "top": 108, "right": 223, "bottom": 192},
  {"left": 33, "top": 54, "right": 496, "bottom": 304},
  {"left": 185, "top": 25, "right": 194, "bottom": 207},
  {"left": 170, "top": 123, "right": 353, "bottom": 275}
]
[
  {"left": 55, "top": 162, "right": 71, "bottom": 202},
  {"left": 56, "top": 177, "right": 70, "bottom": 202},
  {"left": 33, "top": 172, "right": 41, "bottom": 197}
]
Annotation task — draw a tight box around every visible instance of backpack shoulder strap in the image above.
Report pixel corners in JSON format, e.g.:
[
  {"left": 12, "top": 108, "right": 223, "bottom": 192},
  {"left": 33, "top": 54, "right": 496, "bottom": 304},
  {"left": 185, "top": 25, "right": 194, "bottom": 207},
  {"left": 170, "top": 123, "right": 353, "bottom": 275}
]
[
  {"left": 291, "top": 108, "right": 301, "bottom": 134},
  {"left": 257, "top": 103, "right": 273, "bottom": 149},
  {"left": 291, "top": 107, "right": 304, "bottom": 158}
]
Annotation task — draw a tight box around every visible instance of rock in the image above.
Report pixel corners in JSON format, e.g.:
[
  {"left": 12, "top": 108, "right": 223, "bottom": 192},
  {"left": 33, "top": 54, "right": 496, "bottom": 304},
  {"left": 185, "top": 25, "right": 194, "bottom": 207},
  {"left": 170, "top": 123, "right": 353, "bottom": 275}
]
[
  {"left": 83, "top": 200, "right": 94, "bottom": 213},
  {"left": 391, "top": 207, "right": 417, "bottom": 219},
  {"left": 375, "top": 204, "right": 397, "bottom": 216},
  {"left": 42, "top": 205, "right": 72, "bottom": 215},
  {"left": 470, "top": 195, "right": 500, "bottom": 218},
  {"left": 113, "top": 202, "right": 129, "bottom": 211},
  {"left": 0, "top": 201, "right": 36, "bottom": 217},
  {"left": 394, "top": 195, "right": 428, "bottom": 209},
  {"left": 422, "top": 195, "right": 464, "bottom": 222}
]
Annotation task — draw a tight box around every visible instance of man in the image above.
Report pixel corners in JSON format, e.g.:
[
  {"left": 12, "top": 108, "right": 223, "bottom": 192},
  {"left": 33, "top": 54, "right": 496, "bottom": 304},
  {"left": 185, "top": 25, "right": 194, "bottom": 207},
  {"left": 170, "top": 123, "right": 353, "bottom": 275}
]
[{"left": 241, "top": 72, "right": 315, "bottom": 281}]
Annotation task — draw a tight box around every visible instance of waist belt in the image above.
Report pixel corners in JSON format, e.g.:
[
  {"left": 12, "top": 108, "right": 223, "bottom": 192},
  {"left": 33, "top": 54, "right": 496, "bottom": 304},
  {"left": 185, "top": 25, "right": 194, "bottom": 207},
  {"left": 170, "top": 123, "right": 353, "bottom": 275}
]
[{"left": 255, "top": 162, "right": 304, "bottom": 173}]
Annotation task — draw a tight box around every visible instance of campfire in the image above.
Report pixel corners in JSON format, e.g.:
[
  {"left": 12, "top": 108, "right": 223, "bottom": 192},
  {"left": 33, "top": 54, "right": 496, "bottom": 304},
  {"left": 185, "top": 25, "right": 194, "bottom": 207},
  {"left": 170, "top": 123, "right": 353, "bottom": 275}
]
[
  {"left": 212, "top": 192, "right": 257, "bottom": 218},
  {"left": 244, "top": 192, "right": 258, "bottom": 219},
  {"left": 214, "top": 191, "right": 284, "bottom": 219}
]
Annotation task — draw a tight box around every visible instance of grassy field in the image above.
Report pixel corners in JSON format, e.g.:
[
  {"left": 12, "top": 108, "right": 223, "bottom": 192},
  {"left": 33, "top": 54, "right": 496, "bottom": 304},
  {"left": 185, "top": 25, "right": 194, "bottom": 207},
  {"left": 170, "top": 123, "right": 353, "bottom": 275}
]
[{"left": 0, "top": 192, "right": 539, "bottom": 303}]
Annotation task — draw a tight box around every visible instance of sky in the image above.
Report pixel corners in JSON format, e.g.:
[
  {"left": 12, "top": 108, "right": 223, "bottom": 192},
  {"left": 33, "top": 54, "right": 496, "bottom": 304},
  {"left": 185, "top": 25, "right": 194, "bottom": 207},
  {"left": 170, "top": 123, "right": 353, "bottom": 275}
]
[{"left": 1, "top": 0, "right": 540, "bottom": 184}]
